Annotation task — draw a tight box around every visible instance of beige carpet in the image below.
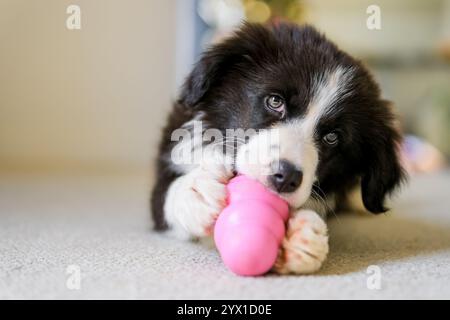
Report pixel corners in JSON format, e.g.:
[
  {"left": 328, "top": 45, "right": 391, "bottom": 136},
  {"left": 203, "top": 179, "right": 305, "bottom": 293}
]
[{"left": 1, "top": 170, "right": 450, "bottom": 299}]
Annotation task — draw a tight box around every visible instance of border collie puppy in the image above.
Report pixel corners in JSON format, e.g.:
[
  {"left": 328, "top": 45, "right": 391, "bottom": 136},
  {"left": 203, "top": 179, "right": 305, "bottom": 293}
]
[{"left": 151, "top": 23, "right": 405, "bottom": 274}]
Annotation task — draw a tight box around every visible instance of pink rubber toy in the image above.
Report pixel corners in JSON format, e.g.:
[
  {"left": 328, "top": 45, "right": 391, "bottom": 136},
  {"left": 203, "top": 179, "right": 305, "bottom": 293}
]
[{"left": 214, "top": 175, "right": 289, "bottom": 276}]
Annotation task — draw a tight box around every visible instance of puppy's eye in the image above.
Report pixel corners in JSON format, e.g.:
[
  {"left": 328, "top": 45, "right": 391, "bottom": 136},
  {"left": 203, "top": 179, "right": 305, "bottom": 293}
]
[
  {"left": 265, "top": 95, "right": 285, "bottom": 113},
  {"left": 323, "top": 132, "right": 339, "bottom": 146}
]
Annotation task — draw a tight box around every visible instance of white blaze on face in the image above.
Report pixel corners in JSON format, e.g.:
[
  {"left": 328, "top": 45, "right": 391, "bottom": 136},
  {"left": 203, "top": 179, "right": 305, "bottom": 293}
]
[{"left": 236, "top": 66, "right": 354, "bottom": 208}]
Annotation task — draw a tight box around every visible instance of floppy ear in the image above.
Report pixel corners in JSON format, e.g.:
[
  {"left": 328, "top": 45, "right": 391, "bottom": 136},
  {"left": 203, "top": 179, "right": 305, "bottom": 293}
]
[
  {"left": 361, "top": 103, "right": 407, "bottom": 213},
  {"left": 179, "top": 51, "right": 225, "bottom": 107},
  {"left": 179, "top": 23, "right": 271, "bottom": 107},
  {"left": 179, "top": 38, "right": 248, "bottom": 107}
]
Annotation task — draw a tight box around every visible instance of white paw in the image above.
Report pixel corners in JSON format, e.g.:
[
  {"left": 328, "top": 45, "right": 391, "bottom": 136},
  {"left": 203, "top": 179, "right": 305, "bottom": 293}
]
[
  {"left": 273, "top": 209, "right": 329, "bottom": 274},
  {"left": 164, "top": 166, "right": 232, "bottom": 239}
]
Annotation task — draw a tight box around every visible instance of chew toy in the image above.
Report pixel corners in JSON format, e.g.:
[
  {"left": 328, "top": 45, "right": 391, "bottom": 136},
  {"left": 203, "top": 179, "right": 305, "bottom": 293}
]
[{"left": 214, "top": 175, "right": 289, "bottom": 276}]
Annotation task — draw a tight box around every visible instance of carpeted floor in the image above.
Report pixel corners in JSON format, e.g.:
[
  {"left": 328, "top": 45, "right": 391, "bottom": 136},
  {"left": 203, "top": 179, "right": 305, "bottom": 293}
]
[{"left": 1, "top": 170, "right": 449, "bottom": 299}]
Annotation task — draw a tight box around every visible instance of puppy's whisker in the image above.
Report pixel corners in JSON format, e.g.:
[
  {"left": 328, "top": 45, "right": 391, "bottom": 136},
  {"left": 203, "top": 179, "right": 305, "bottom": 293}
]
[
  {"left": 311, "top": 190, "right": 337, "bottom": 223},
  {"left": 207, "top": 137, "right": 247, "bottom": 148},
  {"left": 312, "top": 182, "right": 340, "bottom": 224}
]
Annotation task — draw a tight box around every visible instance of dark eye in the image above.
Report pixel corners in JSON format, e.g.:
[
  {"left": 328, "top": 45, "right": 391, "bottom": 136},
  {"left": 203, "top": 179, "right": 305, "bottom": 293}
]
[
  {"left": 323, "top": 132, "right": 339, "bottom": 146},
  {"left": 265, "top": 95, "right": 285, "bottom": 113}
]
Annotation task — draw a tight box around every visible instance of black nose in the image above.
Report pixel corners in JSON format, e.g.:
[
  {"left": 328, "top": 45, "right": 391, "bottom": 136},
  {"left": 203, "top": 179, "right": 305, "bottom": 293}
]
[{"left": 269, "top": 160, "right": 303, "bottom": 193}]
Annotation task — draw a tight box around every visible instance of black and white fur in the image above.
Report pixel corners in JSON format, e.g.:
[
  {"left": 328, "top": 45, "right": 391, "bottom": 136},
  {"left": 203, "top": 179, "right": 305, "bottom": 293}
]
[{"left": 151, "top": 23, "right": 406, "bottom": 274}]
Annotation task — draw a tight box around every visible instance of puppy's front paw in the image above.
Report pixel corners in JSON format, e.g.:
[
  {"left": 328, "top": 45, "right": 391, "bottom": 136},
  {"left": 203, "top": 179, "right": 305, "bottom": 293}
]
[
  {"left": 273, "top": 209, "right": 329, "bottom": 274},
  {"left": 165, "top": 167, "right": 231, "bottom": 239}
]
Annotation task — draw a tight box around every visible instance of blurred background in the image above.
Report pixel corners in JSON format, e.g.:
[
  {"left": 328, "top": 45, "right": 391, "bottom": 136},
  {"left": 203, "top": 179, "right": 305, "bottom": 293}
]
[
  {"left": 1, "top": 0, "right": 449, "bottom": 176},
  {"left": 1, "top": 0, "right": 450, "bottom": 300}
]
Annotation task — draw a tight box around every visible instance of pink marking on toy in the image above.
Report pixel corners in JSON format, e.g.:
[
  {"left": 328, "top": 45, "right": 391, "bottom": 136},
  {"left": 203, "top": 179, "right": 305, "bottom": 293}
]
[{"left": 214, "top": 175, "right": 289, "bottom": 276}]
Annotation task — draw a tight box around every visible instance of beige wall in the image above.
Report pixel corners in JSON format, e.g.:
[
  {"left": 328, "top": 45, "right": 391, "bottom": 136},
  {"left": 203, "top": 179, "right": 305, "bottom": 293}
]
[{"left": 0, "top": 0, "right": 176, "bottom": 173}]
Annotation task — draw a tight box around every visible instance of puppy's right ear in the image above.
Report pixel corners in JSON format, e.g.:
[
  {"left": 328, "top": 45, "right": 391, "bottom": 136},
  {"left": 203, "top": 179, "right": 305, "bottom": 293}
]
[
  {"left": 179, "top": 23, "right": 269, "bottom": 107},
  {"left": 179, "top": 44, "right": 240, "bottom": 107},
  {"left": 179, "top": 52, "right": 221, "bottom": 107}
]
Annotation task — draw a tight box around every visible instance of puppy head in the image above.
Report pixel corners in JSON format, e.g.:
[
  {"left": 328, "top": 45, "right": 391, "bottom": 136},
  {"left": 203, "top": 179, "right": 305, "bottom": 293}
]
[{"left": 179, "top": 22, "right": 406, "bottom": 212}]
